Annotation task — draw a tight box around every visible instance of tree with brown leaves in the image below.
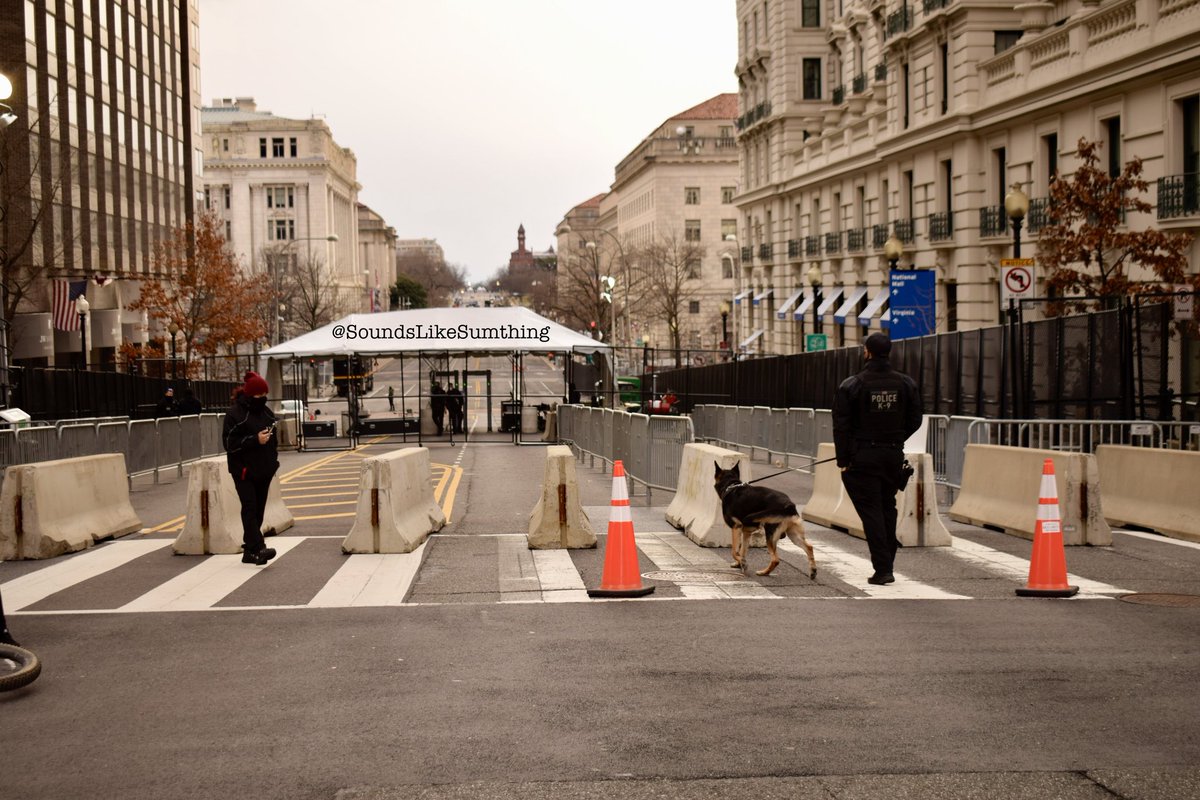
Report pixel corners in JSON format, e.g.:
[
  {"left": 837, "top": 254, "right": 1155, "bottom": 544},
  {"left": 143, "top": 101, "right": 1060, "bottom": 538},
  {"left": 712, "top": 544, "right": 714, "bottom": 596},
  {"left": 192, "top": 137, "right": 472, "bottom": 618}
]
[
  {"left": 130, "top": 214, "right": 270, "bottom": 374},
  {"left": 1037, "top": 138, "right": 1197, "bottom": 309}
]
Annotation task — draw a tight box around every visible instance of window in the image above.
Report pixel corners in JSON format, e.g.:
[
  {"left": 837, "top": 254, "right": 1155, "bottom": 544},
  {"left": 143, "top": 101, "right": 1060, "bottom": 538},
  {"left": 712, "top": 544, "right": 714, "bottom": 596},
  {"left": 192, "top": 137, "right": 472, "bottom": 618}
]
[
  {"left": 721, "top": 219, "right": 737, "bottom": 240},
  {"left": 689, "top": 301, "right": 701, "bottom": 314},
  {"left": 995, "top": 147, "right": 1007, "bottom": 201},
  {"left": 266, "top": 186, "right": 294, "bottom": 208},
  {"left": 941, "top": 159, "right": 953, "bottom": 212},
  {"left": 272, "top": 137, "right": 285, "bottom": 157},
  {"left": 722, "top": 186, "right": 736, "bottom": 204},
  {"left": 684, "top": 187, "right": 700, "bottom": 205},
  {"left": 1043, "top": 133, "right": 1059, "bottom": 187},
  {"left": 685, "top": 220, "right": 702, "bottom": 242},
  {"left": 1182, "top": 96, "right": 1199, "bottom": 176},
  {"left": 939, "top": 43, "right": 949, "bottom": 115},
  {"left": 902, "top": 171, "right": 914, "bottom": 218},
  {"left": 723, "top": 258, "right": 734, "bottom": 279},
  {"left": 290, "top": 137, "right": 297, "bottom": 157},
  {"left": 718, "top": 126, "right": 733, "bottom": 139},
  {"left": 224, "top": 220, "right": 232, "bottom": 240},
  {"left": 203, "top": 187, "right": 211, "bottom": 210},
  {"left": 994, "top": 31, "right": 1022, "bottom": 54},
  {"left": 945, "top": 282, "right": 958, "bottom": 332},
  {"left": 802, "top": 0, "right": 820, "bottom": 27},
  {"left": 259, "top": 138, "right": 267, "bottom": 158},
  {"left": 686, "top": 260, "right": 701, "bottom": 279},
  {"left": 1104, "top": 117, "right": 1121, "bottom": 177},
  {"left": 270, "top": 219, "right": 295, "bottom": 241},
  {"left": 223, "top": 186, "right": 230, "bottom": 209},
  {"left": 901, "top": 63, "right": 910, "bottom": 128},
  {"left": 222, "top": 138, "right": 229, "bottom": 152},
  {"left": 802, "top": 58, "right": 822, "bottom": 100}
]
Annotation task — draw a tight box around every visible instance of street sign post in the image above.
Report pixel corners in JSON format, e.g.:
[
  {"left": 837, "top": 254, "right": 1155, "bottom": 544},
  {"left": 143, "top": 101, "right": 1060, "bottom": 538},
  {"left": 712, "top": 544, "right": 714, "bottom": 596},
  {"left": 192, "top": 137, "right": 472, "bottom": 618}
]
[
  {"left": 805, "top": 333, "right": 828, "bottom": 352},
  {"left": 1001, "top": 258, "right": 1035, "bottom": 304},
  {"left": 1174, "top": 285, "right": 1195, "bottom": 321}
]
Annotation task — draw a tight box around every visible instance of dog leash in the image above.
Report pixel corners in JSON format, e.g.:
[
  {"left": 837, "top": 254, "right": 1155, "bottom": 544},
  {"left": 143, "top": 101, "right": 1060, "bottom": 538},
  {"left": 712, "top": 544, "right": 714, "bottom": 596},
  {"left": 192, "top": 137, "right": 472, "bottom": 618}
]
[{"left": 743, "top": 455, "right": 840, "bottom": 486}]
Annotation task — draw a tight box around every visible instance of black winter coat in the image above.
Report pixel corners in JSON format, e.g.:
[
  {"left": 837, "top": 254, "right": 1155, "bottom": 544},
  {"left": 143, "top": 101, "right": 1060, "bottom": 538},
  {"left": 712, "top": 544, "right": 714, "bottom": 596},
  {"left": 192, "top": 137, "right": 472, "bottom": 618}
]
[{"left": 223, "top": 394, "right": 279, "bottom": 480}]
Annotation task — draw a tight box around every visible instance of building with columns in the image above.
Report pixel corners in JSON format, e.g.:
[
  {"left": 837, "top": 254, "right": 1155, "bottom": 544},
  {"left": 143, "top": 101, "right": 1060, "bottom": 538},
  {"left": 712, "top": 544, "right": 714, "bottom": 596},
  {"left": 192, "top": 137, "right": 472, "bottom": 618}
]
[
  {"left": 2, "top": 0, "right": 202, "bottom": 370},
  {"left": 557, "top": 94, "right": 741, "bottom": 356},
  {"left": 733, "top": 0, "right": 1200, "bottom": 356},
  {"left": 358, "top": 203, "right": 396, "bottom": 312},
  {"left": 199, "top": 97, "right": 364, "bottom": 313}
]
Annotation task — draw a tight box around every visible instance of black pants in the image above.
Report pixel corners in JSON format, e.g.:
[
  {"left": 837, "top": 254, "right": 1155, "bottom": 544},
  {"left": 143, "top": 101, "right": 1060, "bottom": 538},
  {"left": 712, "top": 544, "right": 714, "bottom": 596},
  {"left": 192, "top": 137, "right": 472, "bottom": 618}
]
[
  {"left": 234, "top": 472, "right": 273, "bottom": 554},
  {"left": 432, "top": 408, "right": 444, "bottom": 435},
  {"left": 841, "top": 447, "right": 902, "bottom": 576}
]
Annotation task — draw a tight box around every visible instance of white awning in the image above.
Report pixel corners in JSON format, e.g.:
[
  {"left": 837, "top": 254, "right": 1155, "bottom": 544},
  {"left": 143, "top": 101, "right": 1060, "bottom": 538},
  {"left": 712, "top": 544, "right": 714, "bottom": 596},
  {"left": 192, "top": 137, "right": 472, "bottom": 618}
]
[
  {"left": 733, "top": 289, "right": 752, "bottom": 305},
  {"left": 858, "top": 289, "right": 890, "bottom": 327},
  {"left": 880, "top": 308, "right": 891, "bottom": 329},
  {"left": 752, "top": 287, "right": 774, "bottom": 306},
  {"left": 816, "top": 287, "right": 845, "bottom": 317},
  {"left": 739, "top": 329, "right": 765, "bottom": 349},
  {"left": 834, "top": 286, "right": 869, "bottom": 324},
  {"left": 792, "top": 291, "right": 817, "bottom": 320},
  {"left": 776, "top": 288, "right": 804, "bottom": 319}
]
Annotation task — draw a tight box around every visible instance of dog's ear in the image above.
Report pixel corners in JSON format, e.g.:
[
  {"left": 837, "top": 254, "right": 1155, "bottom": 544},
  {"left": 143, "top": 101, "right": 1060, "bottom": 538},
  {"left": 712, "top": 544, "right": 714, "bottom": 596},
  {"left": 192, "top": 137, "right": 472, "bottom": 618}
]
[{"left": 731, "top": 462, "right": 741, "bottom": 479}]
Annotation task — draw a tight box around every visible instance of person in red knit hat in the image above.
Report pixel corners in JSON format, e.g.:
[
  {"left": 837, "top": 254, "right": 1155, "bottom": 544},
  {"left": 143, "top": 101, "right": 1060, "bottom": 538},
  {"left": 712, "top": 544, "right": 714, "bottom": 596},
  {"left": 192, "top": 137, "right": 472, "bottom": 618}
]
[{"left": 223, "top": 371, "right": 279, "bottom": 565}]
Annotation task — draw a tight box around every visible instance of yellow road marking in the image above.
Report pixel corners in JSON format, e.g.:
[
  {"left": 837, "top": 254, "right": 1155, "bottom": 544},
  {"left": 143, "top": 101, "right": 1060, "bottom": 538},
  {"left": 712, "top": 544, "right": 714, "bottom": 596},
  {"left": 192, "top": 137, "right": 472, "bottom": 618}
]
[
  {"left": 293, "top": 512, "right": 357, "bottom": 521},
  {"left": 287, "top": 500, "right": 357, "bottom": 509}
]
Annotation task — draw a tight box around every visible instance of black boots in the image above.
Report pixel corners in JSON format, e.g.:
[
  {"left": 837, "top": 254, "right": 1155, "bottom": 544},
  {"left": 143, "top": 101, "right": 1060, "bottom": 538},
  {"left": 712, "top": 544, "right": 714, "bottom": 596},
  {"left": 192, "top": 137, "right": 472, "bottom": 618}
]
[
  {"left": 867, "top": 573, "right": 895, "bottom": 585},
  {"left": 241, "top": 547, "right": 277, "bottom": 566}
]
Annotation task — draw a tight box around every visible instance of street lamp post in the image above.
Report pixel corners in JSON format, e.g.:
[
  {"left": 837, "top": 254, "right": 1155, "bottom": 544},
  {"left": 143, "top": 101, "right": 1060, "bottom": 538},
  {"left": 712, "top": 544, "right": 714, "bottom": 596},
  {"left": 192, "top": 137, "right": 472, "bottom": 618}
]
[
  {"left": 168, "top": 322, "right": 178, "bottom": 379},
  {"left": 719, "top": 300, "right": 730, "bottom": 355},
  {"left": 0, "top": 73, "right": 16, "bottom": 408},
  {"left": 75, "top": 295, "right": 90, "bottom": 367},
  {"left": 1004, "top": 184, "right": 1030, "bottom": 419},
  {"left": 807, "top": 263, "right": 823, "bottom": 342},
  {"left": 723, "top": 233, "right": 740, "bottom": 355}
]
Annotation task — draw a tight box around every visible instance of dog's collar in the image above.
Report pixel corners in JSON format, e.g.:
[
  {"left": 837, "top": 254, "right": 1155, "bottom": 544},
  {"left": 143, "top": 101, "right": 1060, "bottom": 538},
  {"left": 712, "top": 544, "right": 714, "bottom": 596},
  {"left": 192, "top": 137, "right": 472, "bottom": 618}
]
[{"left": 720, "top": 482, "right": 748, "bottom": 499}]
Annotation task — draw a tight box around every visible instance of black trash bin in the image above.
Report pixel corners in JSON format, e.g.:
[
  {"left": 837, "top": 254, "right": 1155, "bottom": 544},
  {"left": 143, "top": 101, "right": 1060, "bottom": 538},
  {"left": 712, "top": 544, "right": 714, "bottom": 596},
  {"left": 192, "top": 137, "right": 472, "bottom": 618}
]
[{"left": 500, "top": 401, "right": 521, "bottom": 433}]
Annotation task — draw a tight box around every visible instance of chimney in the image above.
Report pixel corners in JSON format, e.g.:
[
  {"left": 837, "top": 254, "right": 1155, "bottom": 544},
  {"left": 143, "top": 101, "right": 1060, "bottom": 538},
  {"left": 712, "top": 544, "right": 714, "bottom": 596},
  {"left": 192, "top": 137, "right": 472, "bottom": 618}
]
[{"left": 235, "top": 97, "right": 256, "bottom": 112}]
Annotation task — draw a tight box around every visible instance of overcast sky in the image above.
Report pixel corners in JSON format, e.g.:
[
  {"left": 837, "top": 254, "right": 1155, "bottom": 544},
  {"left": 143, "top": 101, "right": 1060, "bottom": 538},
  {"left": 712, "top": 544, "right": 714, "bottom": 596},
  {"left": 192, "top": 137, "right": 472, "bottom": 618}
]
[{"left": 198, "top": 0, "right": 739, "bottom": 285}]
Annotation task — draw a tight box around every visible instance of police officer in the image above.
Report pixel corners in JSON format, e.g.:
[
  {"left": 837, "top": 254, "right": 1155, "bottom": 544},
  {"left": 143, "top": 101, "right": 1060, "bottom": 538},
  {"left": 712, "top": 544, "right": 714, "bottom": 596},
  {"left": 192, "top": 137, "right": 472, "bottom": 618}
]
[{"left": 832, "top": 332, "right": 923, "bottom": 585}]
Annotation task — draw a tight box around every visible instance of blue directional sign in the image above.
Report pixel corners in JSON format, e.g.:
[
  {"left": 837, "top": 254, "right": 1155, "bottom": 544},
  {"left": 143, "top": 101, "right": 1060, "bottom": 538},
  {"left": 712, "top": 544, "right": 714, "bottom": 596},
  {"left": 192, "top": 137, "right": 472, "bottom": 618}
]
[{"left": 889, "top": 269, "right": 936, "bottom": 340}]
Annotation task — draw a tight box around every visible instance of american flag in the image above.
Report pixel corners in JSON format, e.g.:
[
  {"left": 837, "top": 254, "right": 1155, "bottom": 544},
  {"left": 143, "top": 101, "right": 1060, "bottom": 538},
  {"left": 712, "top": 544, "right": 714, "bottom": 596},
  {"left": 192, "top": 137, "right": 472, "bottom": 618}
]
[{"left": 52, "top": 280, "right": 88, "bottom": 331}]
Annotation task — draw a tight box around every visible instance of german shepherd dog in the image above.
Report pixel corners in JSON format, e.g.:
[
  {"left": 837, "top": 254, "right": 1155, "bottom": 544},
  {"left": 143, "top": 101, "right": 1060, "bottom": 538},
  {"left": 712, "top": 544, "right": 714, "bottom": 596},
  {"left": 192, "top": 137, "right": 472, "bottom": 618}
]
[{"left": 715, "top": 462, "right": 817, "bottom": 578}]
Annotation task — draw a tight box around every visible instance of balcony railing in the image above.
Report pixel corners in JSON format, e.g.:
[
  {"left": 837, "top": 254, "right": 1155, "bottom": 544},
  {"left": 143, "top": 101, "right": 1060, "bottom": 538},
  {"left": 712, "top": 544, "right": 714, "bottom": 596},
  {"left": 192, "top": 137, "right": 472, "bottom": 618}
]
[
  {"left": 825, "top": 232, "right": 843, "bottom": 254},
  {"left": 886, "top": 5, "right": 913, "bottom": 38},
  {"left": 847, "top": 228, "right": 867, "bottom": 252},
  {"left": 1158, "top": 173, "right": 1200, "bottom": 219},
  {"left": 980, "top": 205, "right": 1008, "bottom": 237},
  {"left": 922, "top": 0, "right": 950, "bottom": 12},
  {"left": 805, "top": 236, "right": 822, "bottom": 257},
  {"left": 893, "top": 218, "right": 915, "bottom": 243},
  {"left": 758, "top": 243, "right": 774, "bottom": 261},
  {"left": 735, "top": 102, "right": 774, "bottom": 132},
  {"left": 928, "top": 210, "right": 954, "bottom": 242},
  {"left": 788, "top": 239, "right": 802, "bottom": 259},
  {"left": 874, "top": 62, "right": 888, "bottom": 82},
  {"left": 741, "top": 247, "right": 753, "bottom": 262},
  {"left": 1027, "top": 197, "right": 1051, "bottom": 233},
  {"left": 872, "top": 223, "right": 890, "bottom": 248},
  {"left": 852, "top": 73, "right": 868, "bottom": 94},
  {"left": 832, "top": 85, "right": 846, "bottom": 105}
]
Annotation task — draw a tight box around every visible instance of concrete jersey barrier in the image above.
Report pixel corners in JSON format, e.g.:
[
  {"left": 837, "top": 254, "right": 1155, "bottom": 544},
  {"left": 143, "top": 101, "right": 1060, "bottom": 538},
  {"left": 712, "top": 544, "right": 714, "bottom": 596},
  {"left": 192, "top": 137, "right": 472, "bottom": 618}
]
[
  {"left": 0, "top": 453, "right": 142, "bottom": 560},
  {"left": 342, "top": 446, "right": 446, "bottom": 554},
  {"left": 948, "top": 444, "right": 1111, "bottom": 546},
  {"left": 1097, "top": 445, "right": 1200, "bottom": 543},
  {"left": 665, "top": 442, "right": 762, "bottom": 548},
  {"left": 527, "top": 445, "right": 596, "bottom": 549},
  {"left": 173, "top": 458, "right": 295, "bottom": 555},
  {"left": 801, "top": 442, "right": 951, "bottom": 546}
]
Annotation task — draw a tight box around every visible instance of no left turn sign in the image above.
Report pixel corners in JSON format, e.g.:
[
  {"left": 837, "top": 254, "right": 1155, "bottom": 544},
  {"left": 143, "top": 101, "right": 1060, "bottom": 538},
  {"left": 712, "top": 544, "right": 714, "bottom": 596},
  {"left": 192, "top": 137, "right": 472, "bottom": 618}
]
[{"left": 1001, "top": 258, "right": 1035, "bottom": 303}]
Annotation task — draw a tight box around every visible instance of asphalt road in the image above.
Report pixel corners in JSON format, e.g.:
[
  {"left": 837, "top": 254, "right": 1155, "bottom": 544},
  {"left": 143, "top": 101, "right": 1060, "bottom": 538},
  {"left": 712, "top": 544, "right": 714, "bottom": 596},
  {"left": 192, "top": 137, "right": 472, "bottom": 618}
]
[{"left": 3, "top": 409, "right": 1200, "bottom": 799}]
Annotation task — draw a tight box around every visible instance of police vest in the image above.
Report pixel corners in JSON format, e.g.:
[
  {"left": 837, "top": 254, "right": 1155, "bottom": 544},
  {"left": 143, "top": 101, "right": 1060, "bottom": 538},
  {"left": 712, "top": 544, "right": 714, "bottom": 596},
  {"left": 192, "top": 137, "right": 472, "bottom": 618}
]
[{"left": 855, "top": 366, "right": 908, "bottom": 441}]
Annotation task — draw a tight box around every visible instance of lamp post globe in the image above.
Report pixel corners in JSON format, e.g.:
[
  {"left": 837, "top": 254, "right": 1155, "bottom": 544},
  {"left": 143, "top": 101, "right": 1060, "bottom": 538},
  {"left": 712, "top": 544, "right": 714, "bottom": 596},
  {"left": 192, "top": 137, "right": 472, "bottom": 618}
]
[
  {"left": 1004, "top": 184, "right": 1029, "bottom": 259},
  {"left": 884, "top": 235, "right": 904, "bottom": 271},
  {"left": 74, "top": 295, "right": 90, "bottom": 367}
]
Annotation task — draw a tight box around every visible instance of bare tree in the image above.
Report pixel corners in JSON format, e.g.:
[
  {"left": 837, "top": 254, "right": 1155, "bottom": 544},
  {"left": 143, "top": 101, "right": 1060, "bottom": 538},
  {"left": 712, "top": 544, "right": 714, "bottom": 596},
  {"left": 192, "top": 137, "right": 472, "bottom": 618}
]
[
  {"left": 552, "top": 242, "right": 613, "bottom": 341},
  {"left": 287, "top": 248, "right": 349, "bottom": 336},
  {"left": 637, "top": 231, "right": 706, "bottom": 366},
  {"left": 396, "top": 250, "right": 467, "bottom": 307},
  {"left": 489, "top": 263, "right": 556, "bottom": 314}
]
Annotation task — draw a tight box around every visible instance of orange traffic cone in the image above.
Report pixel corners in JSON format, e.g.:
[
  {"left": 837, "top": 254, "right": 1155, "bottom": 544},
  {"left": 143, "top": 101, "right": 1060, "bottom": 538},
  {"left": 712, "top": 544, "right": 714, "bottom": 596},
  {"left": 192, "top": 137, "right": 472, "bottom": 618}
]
[
  {"left": 1016, "top": 458, "right": 1079, "bottom": 598},
  {"left": 587, "top": 460, "right": 655, "bottom": 598}
]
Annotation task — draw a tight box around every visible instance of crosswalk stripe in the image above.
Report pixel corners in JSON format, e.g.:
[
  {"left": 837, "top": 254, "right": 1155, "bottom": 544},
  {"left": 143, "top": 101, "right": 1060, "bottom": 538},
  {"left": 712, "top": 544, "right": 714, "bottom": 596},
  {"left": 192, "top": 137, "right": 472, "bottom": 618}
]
[
  {"left": 119, "top": 538, "right": 307, "bottom": 612},
  {"left": 1, "top": 540, "right": 173, "bottom": 611},
  {"left": 1115, "top": 529, "right": 1200, "bottom": 551},
  {"left": 779, "top": 538, "right": 970, "bottom": 599},
  {"left": 946, "top": 536, "right": 1129, "bottom": 597},
  {"left": 531, "top": 550, "right": 589, "bottom": 602},
  {"left": 637, "top": 531, "right": 776, "bottom": 599},
  {"left": 309, "top": 544, "right": 427, "bottom": 607},
  {"left": 497, "top": 537, "right": 541, "bottom": 602}
]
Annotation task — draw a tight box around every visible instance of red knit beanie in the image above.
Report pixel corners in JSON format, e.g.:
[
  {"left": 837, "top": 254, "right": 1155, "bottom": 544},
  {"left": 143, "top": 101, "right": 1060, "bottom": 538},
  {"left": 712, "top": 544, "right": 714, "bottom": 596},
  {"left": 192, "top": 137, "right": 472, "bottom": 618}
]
[{"left": 243, "top": 371, "right": 269, "bottom": 396}]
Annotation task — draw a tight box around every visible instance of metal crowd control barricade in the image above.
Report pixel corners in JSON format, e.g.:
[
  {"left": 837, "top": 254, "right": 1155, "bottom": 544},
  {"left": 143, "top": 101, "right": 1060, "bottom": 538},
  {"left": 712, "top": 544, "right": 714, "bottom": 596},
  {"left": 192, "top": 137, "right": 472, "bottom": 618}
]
[
  {"left": 767, "top": 409, "right": 788, "bottom": 461},
  {"left": 97, "top": 421, "right": 131, "bottom": 461},
  {"left": 785, "top": 408, "right": 818, "bottom": 464},
  {"left": 57, "top": 423, "right": 99, "bottom": 459},
  {"left": 626, "top": 414, "right": 651, "bottom": 492},
  {"left": 179, "top": 415, "right": 203, "bottom": 464},
  {"left": 0, "top": 429, "right": 19, "bottom": 472},
  {"left": 737, "top": 407, "right": 755, "bottom": 452},
  {"left": 647, "top": 415, "right": 694, "bottom": 502},
  {"left": 201, "top": 414, "right": 225, "bottom": 457},
  {"left": 751, "top": 406, "right": 771, "bottom": 456},
  {"left": 127, "top": 419, "right": 158, "bottom": 480},
  {"left": 156, "top": 418, "right": 183, "bottom": 480},
  {"left": 965, "top": 418, "right": 1164, "bottom": 454},
  {"left": 813, "top": 409, "right": 834, "bottom": 450},
  {"left": 17, "top": 427, "right": 58, "bottom": 466},
  {"left": 613, "top": 412, "right": 634, "bottom": 473}
]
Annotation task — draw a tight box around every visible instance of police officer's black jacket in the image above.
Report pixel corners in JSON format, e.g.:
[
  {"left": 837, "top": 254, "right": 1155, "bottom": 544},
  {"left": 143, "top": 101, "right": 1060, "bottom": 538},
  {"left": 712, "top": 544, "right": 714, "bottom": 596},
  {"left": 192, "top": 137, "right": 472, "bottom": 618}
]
[
  {"left": 223, "top": 393, "right": 279, "bottom": 480},
  {"left": 832, "top": 357, "right": 923, "bottom": 468}
]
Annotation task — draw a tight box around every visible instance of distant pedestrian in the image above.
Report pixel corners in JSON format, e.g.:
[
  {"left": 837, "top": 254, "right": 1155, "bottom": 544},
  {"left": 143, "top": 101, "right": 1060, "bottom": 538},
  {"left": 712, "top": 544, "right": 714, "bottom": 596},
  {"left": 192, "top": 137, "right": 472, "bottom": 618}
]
[
  {"left": 430, "top": 381, "right": 446, "bottom": 435},
  {"left": 154, "top": 387, "right": 177, "bottom": 418},
  {"left": 388, "top": 384, "right": 396, "bottom": 413},
  {"left": 832, "top": 333, "right": 922, "bottom": 585},
  {"left": 176, "top": 387, "right": 203, "bottom": 415},
  {"left": 447, "top": 385, "right": 465, "bottom": 434},
  {"left": 223, "top": 371, "right": 279, "bottom": 566}
]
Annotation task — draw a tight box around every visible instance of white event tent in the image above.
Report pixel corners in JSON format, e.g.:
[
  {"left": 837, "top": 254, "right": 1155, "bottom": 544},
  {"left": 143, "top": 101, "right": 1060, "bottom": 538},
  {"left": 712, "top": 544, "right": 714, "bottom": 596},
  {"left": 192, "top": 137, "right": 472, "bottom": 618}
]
[{"left": 262, "top": 306, "right": 609, "bottom": 358}]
